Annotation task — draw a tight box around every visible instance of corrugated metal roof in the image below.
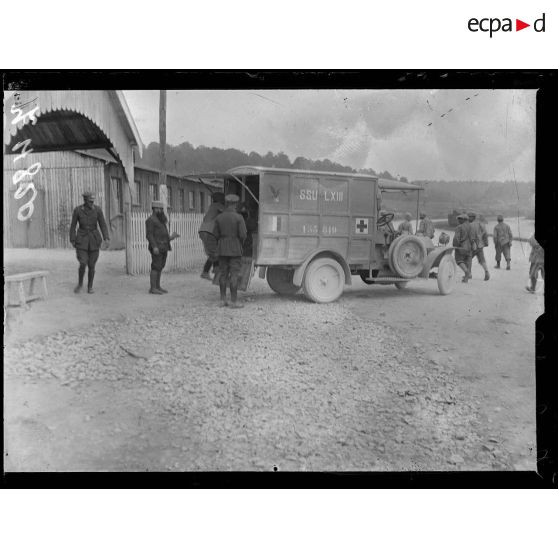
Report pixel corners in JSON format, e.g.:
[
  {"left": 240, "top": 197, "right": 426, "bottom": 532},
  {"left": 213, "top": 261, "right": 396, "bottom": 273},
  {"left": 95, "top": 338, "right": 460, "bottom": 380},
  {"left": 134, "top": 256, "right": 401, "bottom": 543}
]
[{"left": 4, "top": 91, "right": 142, "bottom": 182}]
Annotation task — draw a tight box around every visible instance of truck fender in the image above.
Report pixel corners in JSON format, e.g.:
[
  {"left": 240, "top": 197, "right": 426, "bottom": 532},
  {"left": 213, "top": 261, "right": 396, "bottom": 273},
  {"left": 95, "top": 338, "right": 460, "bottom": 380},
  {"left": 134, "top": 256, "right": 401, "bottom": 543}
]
[
  {"left": 419, "top": 246, "right": 454, "bottom": 278},
  {"left": 292, "top": 250, "right": 352, "bottom": 287}
]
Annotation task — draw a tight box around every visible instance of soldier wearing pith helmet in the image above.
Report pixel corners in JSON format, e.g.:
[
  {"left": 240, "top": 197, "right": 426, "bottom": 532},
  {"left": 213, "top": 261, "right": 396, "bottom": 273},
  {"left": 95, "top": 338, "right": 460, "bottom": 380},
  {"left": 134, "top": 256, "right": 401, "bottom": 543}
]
[
  {"left": 69, "top": 191, "right": 110, "bottom": 294},
  {"left": 145, "top": 199, "right": 179, "bottom": 294}
]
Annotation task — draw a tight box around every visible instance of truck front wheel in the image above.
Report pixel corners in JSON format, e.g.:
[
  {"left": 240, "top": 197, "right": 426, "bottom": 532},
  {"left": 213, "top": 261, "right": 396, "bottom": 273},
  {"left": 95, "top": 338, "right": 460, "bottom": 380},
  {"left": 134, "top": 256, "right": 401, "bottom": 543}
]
[
  {"left": 303, "top": 257, "right": 345, "bottom": 303},
  {"left": 437, "top": 254, "right": 457, "bottom": 295}
]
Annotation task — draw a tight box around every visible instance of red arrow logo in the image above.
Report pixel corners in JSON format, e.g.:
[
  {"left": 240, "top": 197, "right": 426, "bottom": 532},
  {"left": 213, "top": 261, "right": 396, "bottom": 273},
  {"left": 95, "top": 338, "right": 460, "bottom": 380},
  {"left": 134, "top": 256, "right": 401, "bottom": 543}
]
[{"left": 516, "top": 19, "right": 530, "bottom": 31}]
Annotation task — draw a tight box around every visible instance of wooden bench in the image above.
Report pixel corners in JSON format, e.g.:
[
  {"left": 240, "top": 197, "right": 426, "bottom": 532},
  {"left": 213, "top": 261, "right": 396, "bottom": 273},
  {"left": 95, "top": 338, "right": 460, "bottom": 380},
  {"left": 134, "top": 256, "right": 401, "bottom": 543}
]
[{"left": 5, "top": 271, "right": 50, "bottom": 308}]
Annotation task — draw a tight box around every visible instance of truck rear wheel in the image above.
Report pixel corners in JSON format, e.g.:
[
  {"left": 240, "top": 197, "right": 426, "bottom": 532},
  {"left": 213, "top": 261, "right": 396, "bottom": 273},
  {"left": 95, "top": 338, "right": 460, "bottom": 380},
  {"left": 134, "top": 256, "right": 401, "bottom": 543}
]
[
  {"left": 394, "top": 281, "right": 409, "bottom": 290},
  {"left": 437, "top": 254, "right": 457, "bottom": 295},
  {"left": 267, "top": 267, "right": 300, "bottom": 295},
  {"left": 303, "top": 257, "right": 345, "bottom": 303}
]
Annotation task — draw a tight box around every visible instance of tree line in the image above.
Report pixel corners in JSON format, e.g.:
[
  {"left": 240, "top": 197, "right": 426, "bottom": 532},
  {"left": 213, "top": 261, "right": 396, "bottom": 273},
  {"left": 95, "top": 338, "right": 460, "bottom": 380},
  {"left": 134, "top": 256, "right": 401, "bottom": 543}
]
[{"left": 140, "top": 141, "right": 533, "bottom": 213}]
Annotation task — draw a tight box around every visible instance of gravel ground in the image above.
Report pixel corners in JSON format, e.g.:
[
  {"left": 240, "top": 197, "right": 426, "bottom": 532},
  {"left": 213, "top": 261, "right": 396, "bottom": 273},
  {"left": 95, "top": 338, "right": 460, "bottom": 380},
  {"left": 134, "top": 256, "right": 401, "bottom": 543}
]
[{"left": 4, "top": 277, "right": 514, "bottom": 472}]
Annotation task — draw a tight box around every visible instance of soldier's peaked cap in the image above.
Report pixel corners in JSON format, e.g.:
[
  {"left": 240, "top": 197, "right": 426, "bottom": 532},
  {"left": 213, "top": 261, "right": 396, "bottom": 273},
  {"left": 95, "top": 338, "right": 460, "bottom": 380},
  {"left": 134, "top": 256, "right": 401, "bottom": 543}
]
[
  {"left": 457, "top": 213, "right": 469, "bottom": 220},
  {"left": 225, "top": 194, "right": 239, "bottom": 202},
  {"left": 82, "top": 191, "right": 95, "bottom": 198},
  {"left": 151, "top": 200, "right": 164, "bottom": 208},
  {"left": 467, "top": 211, "right": 476, "bottom": 217}
]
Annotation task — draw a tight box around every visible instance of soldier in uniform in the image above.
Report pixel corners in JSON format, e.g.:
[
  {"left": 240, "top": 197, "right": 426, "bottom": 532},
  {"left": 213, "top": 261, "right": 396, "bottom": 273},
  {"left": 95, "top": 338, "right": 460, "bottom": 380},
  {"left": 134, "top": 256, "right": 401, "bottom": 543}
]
[
  {"left": 493, "top": 215, "right": 513, "bottom": 270},
  {"left": 146, "top": 200, "right": 179, "bottom": 294},
  {"left": 213, "top": 194, "right": 247, "bottom": 308},
  {"left": 198, "top": 192, "right": 225, "bottom": 279},
  {"left": 69, "top": 191, "right": 110, "bottom": 294},
  {"left": 468, "top": 211, "right": 490, "bottom": 281},
  {"left": 417, "top": 211, "right": 435, "bottom": 239},
  {"left": 452, "top": 213, "right": 473, "bottom": 283},
  {"left": 397, "top": 212, "right": 414, "bottom": 235},
  {"left": 526, "top": 235, "right": 544, "bottom": 293}
]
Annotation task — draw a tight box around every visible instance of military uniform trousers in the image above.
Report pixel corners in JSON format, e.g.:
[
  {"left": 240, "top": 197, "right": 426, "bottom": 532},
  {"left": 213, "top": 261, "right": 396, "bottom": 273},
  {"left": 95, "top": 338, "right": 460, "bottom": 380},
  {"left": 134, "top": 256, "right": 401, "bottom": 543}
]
[
  {"left": 199, "top": 231, "right": 218, "bottom": 262},
  {"left": 76, "top": 248, "right": 100, "bottom": 269},
  {"left": 218, "top": 256, "right": 242, "bottom": 286},
  {"left": 495, "top": 243, "right": 511, "bottom": 263},
  {"left": 150, "top": 249, "right": 168, "bottom": 272}
]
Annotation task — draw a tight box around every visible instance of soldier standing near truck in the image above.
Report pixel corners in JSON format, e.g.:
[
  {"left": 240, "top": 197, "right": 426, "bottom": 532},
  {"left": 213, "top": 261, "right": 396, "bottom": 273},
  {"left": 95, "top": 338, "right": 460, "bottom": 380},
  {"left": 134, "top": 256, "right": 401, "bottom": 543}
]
[
  {"left": 397, "top": 212, "right": 414, "bottom": 235},
  {"left": 493, "top": 215, "right": 513, "bottom": 270},
  {"left": 69, "top": 191, "right": 110, "bottom": 294},
  {"left": 213, "top": 194, "right": 247, "bottom": 308},
  {"left": 417, "top": 212, "right": 435, "bottom": 239},
  {"left": 468, "top": 211, "right": 490, "bottom": 281},
  {"left": 453, "top": 213, "right": 473, "bottom": 283},
  {"left": 199, "top": 192, "right": 225, "bottom": 280}
]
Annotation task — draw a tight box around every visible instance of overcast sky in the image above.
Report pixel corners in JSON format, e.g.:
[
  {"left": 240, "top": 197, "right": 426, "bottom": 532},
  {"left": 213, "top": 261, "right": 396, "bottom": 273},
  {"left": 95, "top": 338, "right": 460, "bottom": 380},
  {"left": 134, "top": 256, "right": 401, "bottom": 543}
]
[{"left": 124, "top": 89, "right": 536, "bottom": 182}]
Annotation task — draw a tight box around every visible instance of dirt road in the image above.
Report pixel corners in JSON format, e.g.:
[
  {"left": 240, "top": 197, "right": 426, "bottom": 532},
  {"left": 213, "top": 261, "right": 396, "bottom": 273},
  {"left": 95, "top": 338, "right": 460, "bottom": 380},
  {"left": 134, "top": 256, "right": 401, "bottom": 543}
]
[{"left": 4, "top": 243, "right": 542, "bottom": 471}]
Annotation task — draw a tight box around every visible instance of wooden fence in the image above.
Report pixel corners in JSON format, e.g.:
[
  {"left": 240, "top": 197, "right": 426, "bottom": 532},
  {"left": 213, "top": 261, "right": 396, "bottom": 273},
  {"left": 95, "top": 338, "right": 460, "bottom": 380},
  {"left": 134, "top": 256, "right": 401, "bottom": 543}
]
[{"left": 128, "top": 212, "right": 206, "bottom": 275}]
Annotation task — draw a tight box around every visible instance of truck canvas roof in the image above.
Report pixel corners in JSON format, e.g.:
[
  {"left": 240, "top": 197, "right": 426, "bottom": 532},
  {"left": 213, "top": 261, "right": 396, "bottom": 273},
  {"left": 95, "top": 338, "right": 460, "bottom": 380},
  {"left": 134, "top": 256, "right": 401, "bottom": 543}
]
[{"left": 183, "top": 167, "right": 423, "bottom": 193}]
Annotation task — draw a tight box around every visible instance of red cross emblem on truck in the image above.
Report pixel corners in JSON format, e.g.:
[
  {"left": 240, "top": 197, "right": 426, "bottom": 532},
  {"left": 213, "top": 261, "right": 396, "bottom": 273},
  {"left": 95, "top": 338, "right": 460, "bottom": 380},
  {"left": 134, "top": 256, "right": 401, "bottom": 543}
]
[{"left": 355, "top": 218, "right": 368, "bottom": 234}]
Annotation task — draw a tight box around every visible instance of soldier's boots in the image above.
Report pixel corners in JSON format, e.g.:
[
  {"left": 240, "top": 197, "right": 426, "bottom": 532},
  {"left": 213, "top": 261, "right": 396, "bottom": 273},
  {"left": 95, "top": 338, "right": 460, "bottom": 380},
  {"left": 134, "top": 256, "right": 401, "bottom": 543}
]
[
  {"left": 200, "top": 272, "right": 211, "bottom": 280},
  {"left": 494, "top": 262, "right": 500, "bottom": 269},
  {"left": 506, "top": 262, "right": 511, "bottom": 270},
  {"left": 75, "top": 265, "right": 86, "bottom": 293},
  {"left": 149, "top": 270, "right": 163, "bottom": 294},
  {"left": 484, "top": 271, "right": 490, "bottom": 281},
  {"left": 156, "top": 271, "right": 168, "bottom": 293},
  {"left": 88, "top": 270, "right": 95, "bottom": 294}
]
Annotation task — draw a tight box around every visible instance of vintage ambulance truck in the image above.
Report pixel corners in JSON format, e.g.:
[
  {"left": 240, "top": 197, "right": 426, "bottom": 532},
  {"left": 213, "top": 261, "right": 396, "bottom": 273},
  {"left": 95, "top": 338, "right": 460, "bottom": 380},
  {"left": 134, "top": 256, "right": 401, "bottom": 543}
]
[{"left": 201, "top": 166, "right": 457, "bottom": 303}]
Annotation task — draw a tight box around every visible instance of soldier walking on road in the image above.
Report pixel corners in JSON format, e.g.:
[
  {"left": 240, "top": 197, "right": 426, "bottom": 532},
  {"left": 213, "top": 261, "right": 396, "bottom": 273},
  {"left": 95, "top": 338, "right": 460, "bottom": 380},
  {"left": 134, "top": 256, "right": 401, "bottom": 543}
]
[
  {"left": 213, "top": 194, "right": 247, "bottom": 308},
  {"left": 417, "top": 212, "right": 435, "bottom": 239},
  {"left": 69, "top": 191, "right": 110, "bottom": 294},
  {"left": 397, "top": 212, "right": 414, "bottom": 235},
  {"left": 493, "top": 215, "right": 513, "bottom": 270},
  {"left": 468, "top": 211, "right": 490, "bottom": 281},
  {"left": 526, "top": 235, "right": 544, "bottom": 293},
  {"left": 146, "top": 200, "right": 179, "bottom": 294},
  {"left": 199, "top": 192, "right": 225, "bottom": 280},
  {"left": 452, "top": 213, "right": 473, "bottom": 283}
]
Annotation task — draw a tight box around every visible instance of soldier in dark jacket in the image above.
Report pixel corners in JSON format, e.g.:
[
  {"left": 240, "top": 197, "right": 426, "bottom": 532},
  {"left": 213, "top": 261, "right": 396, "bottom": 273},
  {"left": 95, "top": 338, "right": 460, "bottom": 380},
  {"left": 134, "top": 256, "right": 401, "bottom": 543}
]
[
  {"left": 69, "top": 191, "right": 110, "bottom": 294},
  {"left": 493, "top": 215, "right": 513, "bottom": 270},
  {"left": 452, "top": 213, "right": 473, "bottom": 283},
  {"left": 199, "top": 192, "right": 225, "bottom": 279},
  {"left": 468, "top": 211, "right": 490, "bottom": 281},
  {"left": 213, "top": 194, "right": 247, "bottom": 308},
  {"left": 146, "top": 200, "right": 179, "bottom": 294}
]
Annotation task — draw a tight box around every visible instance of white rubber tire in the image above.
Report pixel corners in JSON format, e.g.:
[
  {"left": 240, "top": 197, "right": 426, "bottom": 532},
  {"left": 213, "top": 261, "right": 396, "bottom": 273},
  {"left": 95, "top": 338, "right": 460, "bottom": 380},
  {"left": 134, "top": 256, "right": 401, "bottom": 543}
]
[
  {"left": 303, "top": 257, "right": 345, "bottom": 303},
  {"left": 437, "top": 253, "right": 457, "bottom": 295}
]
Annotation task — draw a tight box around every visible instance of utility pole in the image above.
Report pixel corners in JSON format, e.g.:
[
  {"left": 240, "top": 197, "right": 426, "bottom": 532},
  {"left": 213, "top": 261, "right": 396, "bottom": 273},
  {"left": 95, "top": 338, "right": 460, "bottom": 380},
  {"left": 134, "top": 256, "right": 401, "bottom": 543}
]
[{"left": 159, "top": 90, "right": 167, "bottom": 209}]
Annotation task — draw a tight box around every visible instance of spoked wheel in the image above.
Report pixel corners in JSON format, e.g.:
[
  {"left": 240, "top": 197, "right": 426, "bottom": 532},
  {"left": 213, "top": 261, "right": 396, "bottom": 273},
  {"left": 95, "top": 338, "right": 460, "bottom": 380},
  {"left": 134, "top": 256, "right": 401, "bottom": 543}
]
[
  {"left": 267, "top": 267, "right": 300, "bottom": 295},
  {"left": 388, "top": 235, "right": 427, "bottom": 279},
  {"left": 394, "top": 281, "right": 409, "bottom": 290},
  {"left": 437, "top": 253, "right": 457, "bottom": 295},
  {"left": 303, "top": 257, "right": 345, "bottom": 303}
]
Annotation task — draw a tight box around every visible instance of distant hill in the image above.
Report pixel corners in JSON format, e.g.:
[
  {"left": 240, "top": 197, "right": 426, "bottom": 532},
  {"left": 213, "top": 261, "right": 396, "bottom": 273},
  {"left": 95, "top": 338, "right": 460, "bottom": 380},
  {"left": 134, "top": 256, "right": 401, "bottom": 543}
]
[{"left": 140, "top": 142, "right": 534, "bottom": 217}]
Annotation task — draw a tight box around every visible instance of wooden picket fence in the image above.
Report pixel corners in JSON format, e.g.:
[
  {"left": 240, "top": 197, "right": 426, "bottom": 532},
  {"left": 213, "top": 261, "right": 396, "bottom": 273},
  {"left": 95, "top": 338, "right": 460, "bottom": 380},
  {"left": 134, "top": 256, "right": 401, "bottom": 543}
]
[{"left": 128, "top": 211, "right": 206, "bottom": 275}]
